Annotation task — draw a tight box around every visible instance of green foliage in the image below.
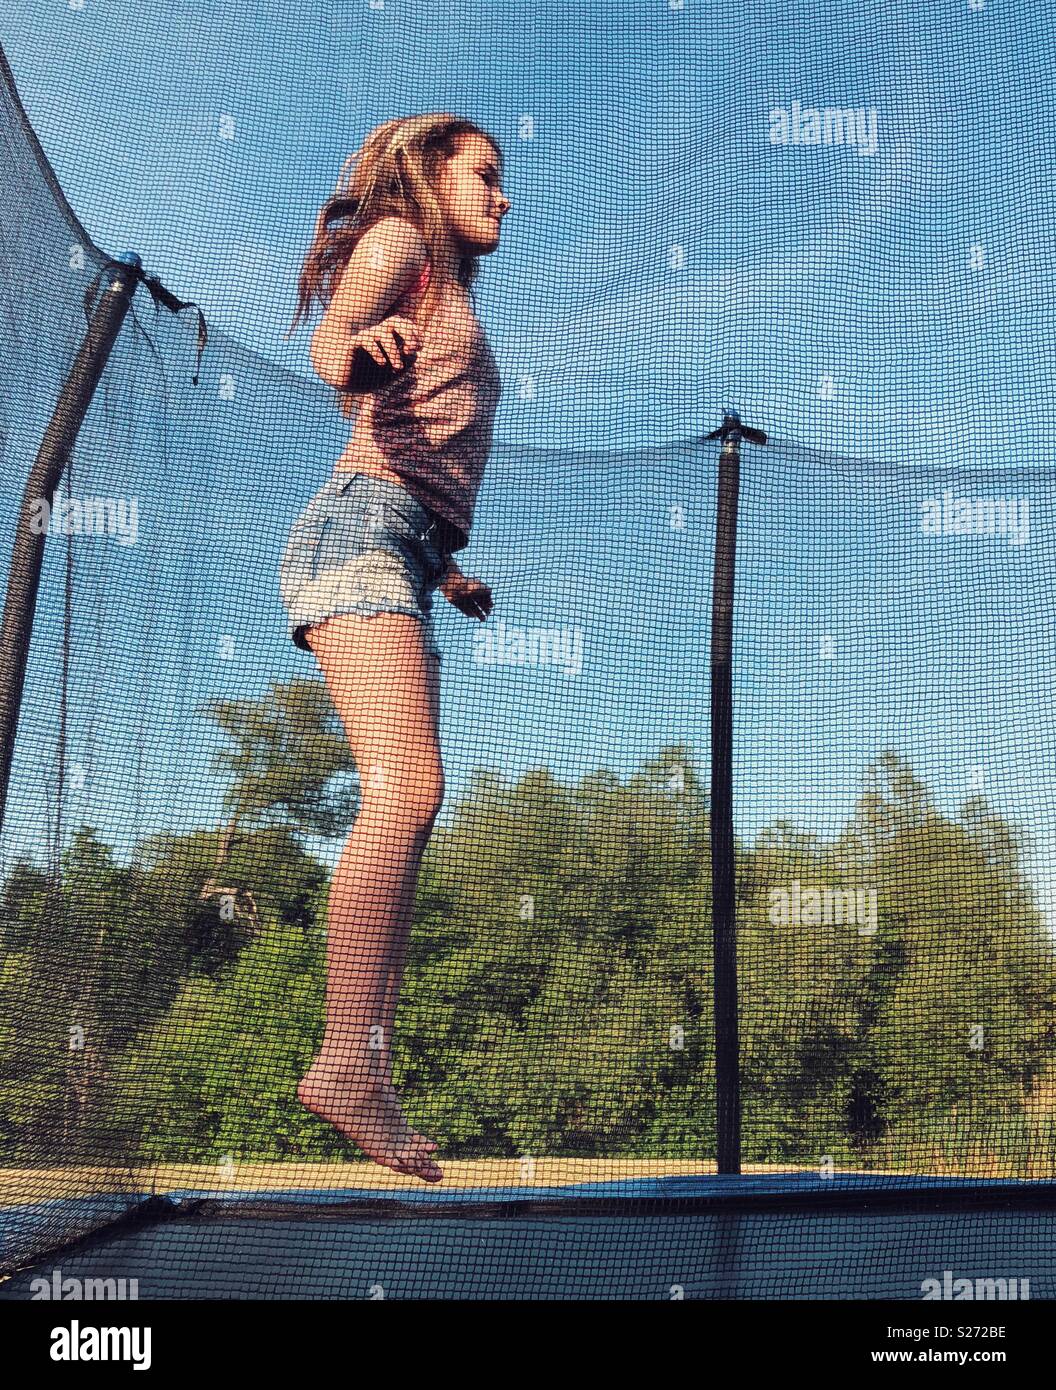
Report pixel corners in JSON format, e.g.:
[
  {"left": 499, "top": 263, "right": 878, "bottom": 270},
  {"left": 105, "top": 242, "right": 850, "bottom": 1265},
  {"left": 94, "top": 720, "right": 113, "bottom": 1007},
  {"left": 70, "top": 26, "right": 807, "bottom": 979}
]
[
  {"left": 390, "top": 749, "right": 713, "bottom": 1157},
  {"left": 0, "top": 827, "right": 191, "bottom": 1161},
  {"left": 3, "top": 729, "right": 1055, "bottom": 1174},
  {"left": 196, "top": 676, "right": 359, "bottom": 838},
  {"left": 101, "top": 913, "right": 339, "bottom": 1162}
]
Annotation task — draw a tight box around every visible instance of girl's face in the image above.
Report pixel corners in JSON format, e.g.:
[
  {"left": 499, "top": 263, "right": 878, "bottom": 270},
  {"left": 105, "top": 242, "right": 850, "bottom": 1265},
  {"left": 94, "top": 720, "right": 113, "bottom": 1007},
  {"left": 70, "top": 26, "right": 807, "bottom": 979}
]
[{"left": 435, "top": 133, "right": 510, "bottom": 255}]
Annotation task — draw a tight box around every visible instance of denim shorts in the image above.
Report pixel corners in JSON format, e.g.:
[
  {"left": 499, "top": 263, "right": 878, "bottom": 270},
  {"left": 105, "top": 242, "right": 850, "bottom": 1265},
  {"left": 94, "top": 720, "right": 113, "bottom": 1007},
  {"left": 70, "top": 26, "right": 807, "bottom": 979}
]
[{"left": 278, "top": 470, "right": 451, "bottom": 662}]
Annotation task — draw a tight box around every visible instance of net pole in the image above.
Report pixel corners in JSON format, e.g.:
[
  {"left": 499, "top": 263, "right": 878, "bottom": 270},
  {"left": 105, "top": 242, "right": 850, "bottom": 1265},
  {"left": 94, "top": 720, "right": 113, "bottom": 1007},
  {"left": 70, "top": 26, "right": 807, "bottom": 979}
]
[
  {"left": 0, "top": 252, "right": 142, "bottom": 838},
  {"left": 706, "top": 410, "right": 766, "bottom": 1174}
]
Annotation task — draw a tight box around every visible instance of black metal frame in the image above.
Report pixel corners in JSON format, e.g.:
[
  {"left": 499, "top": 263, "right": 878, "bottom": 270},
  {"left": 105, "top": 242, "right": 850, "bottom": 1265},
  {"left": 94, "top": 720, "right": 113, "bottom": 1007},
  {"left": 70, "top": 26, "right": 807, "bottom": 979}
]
[{"left": 705, "top": 411, "right": 767, "bottom": 1172}]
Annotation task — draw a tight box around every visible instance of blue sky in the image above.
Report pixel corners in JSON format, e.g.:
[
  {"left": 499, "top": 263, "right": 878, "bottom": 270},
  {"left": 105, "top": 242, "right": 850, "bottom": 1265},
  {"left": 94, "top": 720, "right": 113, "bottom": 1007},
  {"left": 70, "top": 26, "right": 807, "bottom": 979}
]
[{"left": 3, "top": 0, "right": 1056, "bottom": 923}]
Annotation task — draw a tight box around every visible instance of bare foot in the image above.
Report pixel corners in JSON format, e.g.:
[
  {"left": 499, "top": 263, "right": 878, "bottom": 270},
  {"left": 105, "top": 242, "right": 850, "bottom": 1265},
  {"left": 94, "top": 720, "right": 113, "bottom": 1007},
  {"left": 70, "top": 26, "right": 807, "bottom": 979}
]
[
  {"left": 378, "top": 1067, "right": 438, "bottom": 1155},
  {"left": 368, "top": 1054, "right": 439, "bottom": 1157},
  {"left": 298, "top": 1066, "right": 442, "bottom": 1182}
]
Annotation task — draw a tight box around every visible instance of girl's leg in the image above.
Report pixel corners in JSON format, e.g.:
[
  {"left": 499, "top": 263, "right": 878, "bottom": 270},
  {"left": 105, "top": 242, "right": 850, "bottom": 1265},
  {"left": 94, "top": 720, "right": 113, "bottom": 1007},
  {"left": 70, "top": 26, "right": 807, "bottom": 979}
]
[
  {"left": 378, "top": 650, "right": 442, "bottom": 1085},
  {"left": 297, "top": 610, "right": 444, "bottom": 1182}
]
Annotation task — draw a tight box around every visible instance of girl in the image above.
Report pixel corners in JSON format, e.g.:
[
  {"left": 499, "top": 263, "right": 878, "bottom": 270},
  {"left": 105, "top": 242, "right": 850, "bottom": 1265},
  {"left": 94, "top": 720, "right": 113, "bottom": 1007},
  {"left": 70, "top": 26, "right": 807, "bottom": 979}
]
[{"left": 281, "top": 115, "right": 509, "bottom": 1182}]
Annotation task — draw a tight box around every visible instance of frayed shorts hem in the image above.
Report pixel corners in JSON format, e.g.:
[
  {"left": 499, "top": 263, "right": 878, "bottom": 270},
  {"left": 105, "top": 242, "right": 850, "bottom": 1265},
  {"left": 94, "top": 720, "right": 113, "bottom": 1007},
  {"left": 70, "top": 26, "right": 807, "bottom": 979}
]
[
  {"left": 290, "top": 605, "right": 441, "bottom": 662},
  {"left": 279, "top": 470, "right": 450, "bottom": 666}
]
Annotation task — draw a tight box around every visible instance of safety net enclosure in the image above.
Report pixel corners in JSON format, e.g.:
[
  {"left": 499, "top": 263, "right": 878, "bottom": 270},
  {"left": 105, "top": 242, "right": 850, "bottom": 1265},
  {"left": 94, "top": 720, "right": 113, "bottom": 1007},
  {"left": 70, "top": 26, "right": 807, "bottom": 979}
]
[{"left": 2, "top": 0, "right": 1056, "bottom": 1301}]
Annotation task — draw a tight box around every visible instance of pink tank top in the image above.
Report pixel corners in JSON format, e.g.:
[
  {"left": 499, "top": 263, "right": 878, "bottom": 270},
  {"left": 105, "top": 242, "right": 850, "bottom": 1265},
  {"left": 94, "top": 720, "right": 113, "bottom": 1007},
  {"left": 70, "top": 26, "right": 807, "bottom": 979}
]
[{"left": 335, "top": 259, "right": 502, "bottom": 550}]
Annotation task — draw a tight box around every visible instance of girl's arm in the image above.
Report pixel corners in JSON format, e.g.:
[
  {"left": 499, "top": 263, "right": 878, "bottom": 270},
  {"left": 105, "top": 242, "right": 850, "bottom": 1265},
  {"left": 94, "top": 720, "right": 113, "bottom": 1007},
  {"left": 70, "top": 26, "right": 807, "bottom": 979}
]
[{"left": 309, "top": 216, "right": 427, "bottom": 389}]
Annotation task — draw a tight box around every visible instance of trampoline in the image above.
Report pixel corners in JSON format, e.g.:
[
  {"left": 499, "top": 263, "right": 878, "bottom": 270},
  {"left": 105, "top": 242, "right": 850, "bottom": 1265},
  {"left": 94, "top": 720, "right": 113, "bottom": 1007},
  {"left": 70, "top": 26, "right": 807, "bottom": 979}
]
[
  {"left": 4, "top": 1, "right": 1056, "bottom": 1313},
  {"left": 2, "top": 1172, "right": 1053, "bottom": 1301}
]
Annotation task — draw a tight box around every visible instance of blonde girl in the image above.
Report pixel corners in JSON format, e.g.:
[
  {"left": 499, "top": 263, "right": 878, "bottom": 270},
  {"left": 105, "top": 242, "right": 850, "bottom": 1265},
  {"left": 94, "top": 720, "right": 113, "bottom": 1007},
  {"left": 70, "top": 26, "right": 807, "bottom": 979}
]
[{"left": 281, "top": 116, "right": 509, "bottom": 1181}]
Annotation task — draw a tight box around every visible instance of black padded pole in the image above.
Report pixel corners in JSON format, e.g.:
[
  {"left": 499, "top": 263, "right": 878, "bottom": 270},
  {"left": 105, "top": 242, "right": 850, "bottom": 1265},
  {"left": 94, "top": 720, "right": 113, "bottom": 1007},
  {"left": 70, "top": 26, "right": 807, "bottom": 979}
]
[
  {"left": 0, "top": 253, "right": 142, "bottom": 837},
  {"left": 705, "top": 410, "right": 766, "bottom": 1174}
]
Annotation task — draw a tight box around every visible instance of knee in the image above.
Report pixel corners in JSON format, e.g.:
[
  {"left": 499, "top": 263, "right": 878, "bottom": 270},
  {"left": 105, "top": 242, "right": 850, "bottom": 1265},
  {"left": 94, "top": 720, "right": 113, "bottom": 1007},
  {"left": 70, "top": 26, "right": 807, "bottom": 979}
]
[
  {"left": 410, "top": 765, "right": 445, "bottom": 832},
  {"left": 360, "top": 757, "right": 444, "bottom": 832}
]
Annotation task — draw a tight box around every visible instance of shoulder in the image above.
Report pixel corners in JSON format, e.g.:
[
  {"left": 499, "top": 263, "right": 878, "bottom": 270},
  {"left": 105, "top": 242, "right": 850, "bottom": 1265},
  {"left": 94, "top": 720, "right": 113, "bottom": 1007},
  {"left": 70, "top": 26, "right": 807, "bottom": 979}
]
[{"left": 358, "top": 215, "right": 429, "bottom": 285}]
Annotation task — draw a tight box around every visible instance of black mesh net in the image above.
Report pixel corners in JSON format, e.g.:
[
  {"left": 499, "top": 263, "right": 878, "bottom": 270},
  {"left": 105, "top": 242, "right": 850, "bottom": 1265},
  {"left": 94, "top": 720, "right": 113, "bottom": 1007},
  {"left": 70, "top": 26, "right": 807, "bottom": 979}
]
[{"left": 2, "top": 0, "right": 1056, "bottom": 1301}]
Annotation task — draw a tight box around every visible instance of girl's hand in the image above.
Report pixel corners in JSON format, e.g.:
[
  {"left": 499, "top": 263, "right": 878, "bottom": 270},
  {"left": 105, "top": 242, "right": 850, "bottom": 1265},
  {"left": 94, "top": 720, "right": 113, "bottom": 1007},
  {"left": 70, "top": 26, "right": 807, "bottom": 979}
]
[
  {"left": 440, "top": 569, "right": 492, "bottom": 620},
  {"left": 351, "top": 314, "right": 420, "bottom": 371}
]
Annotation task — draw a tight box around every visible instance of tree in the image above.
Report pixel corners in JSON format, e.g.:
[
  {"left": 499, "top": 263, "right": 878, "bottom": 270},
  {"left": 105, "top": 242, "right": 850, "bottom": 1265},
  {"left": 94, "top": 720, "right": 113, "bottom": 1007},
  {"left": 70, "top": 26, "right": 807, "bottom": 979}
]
[{"left": 195, "top": 676, "right": 357, "bottom": 926}]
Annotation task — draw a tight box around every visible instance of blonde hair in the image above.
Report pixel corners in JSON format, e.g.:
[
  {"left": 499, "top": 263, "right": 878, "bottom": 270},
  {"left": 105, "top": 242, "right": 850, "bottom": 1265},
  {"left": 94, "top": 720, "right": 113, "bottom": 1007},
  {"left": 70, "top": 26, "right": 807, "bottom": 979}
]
[{"left": 286, "top": 114, "right": 503, "bottom": 418}]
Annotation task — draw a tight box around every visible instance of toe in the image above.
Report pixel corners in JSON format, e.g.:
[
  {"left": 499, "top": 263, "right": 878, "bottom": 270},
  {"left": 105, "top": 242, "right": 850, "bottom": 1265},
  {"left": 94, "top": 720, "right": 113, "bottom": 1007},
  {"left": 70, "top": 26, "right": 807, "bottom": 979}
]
[{"left": 396, "top": 1147, "right": 443, "bottom": 1182}]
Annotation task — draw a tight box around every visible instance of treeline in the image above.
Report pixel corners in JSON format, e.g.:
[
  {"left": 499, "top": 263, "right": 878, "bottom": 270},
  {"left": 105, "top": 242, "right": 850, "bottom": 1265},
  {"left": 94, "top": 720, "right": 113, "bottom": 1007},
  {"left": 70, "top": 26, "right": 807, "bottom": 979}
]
[{"left": 1, "top": 676, "right": 1054, "bottom": 1174}]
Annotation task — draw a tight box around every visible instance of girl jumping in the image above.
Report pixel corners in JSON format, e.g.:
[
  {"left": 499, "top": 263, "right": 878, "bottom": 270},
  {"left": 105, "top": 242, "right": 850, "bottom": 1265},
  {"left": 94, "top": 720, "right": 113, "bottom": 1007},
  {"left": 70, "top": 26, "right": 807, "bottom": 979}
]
[{"left": 281, "top": 115, "right": 509, "bottom": 1182}]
